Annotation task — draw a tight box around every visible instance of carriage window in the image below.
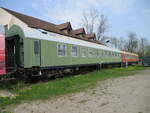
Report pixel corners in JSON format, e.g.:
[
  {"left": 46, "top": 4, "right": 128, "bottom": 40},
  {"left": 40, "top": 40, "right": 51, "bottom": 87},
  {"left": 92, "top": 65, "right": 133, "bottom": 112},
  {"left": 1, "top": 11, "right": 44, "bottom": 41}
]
[
  {"left": 96, "top": 50, "right": 99, "bottom": 58},
  {"left": 34, "top": 41, "right": 40, "bottom": 54},
  {"left": 57, "top": 44, "right": 66, "bottom": 56},
  {"left": 71, "top": 45, "right": 77, "bottom": 57},
  {"left": 98, "top": 50, "right": 101, "bottom": 58},
  {"left": 112, "top": 52, "right": 114, "bottom": 56},
  {"left": 93, "top": 50, "right": 96, "bottom": 58},
  {"left": 116, "top": 53, "right": 118, "bottom": 56},
  {"left": 101, "top": 51, "right": 104, "bottom": 56},
  {"left": 105, "top": 51, "right": 107, "bottom": 56},
  {"left": 109, "top": 51, "right": 111, "bottom": 56},
  {"left": 81, "top": 47, "right": 87, "bottom": 57},
  {"left": 88, "top": 48, "right": 94, "bottom": 57}
]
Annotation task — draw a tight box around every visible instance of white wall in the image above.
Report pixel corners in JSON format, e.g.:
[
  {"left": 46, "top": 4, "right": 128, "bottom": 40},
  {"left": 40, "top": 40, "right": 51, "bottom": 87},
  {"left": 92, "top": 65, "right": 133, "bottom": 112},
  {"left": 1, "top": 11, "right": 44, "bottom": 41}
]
[{"left": 0, "top": 8, "right": 28, "bottom": 29}]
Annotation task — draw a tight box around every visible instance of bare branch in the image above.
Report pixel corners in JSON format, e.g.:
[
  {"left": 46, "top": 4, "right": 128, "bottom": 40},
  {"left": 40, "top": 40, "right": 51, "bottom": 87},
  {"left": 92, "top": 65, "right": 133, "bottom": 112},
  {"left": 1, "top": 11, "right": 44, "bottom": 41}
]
[
  {"left": 81, "top": 8, "right": 99, "bottom": 34},
  {"left": 124, "top": 31, "right": 138, "bottom": 53},
  {"left": 97, "top": 14, "right": 109, "bottom": 41}
]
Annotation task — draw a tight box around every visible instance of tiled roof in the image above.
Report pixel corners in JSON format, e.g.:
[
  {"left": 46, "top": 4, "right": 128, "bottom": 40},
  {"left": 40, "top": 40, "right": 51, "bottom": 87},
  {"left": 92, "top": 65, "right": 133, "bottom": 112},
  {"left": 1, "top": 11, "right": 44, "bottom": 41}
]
[{"left": 2, "top": 8, "right": 63, "bottom": 34}]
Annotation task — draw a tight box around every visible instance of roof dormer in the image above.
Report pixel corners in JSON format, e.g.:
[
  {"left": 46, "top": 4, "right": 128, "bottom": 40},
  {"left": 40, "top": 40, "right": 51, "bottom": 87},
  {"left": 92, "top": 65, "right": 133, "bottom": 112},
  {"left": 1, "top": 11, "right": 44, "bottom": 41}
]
[
  {"left": 57, "top": 22, "right": 72, "bottom": 34},
  {"left": 85, "top": 33, "right": 96, "bottom": 40},
  {"left": 71, "top": 28, "right": 85, "bottom": 38}
]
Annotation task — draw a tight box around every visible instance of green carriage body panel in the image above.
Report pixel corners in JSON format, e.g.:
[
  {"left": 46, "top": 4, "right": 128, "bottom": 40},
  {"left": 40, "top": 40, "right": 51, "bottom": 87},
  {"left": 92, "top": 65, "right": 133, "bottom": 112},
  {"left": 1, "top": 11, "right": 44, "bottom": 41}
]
[
  {"left": 23, "top": 37, "right": 122, "bottom": 68},
  {"left": 23, "top": 38, "right": 41, "bottom": 67}
]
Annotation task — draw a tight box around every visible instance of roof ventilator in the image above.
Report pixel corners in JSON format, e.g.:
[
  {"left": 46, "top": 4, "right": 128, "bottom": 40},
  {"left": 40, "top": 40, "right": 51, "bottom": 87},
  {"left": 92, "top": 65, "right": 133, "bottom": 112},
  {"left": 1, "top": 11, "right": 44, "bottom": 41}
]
[{"left": 38, "top": 29, "right": 47, "bottom": 34}]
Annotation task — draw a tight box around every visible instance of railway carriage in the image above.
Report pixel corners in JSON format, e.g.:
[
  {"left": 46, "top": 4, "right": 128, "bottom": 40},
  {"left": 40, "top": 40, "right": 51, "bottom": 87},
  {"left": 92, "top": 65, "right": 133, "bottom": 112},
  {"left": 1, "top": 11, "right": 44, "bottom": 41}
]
[
  {"left": 0, "top": 8, "right": 139, "bottom": 79},
  {"left": 121, "top": 51, "right": 139, "bottom": 65}
]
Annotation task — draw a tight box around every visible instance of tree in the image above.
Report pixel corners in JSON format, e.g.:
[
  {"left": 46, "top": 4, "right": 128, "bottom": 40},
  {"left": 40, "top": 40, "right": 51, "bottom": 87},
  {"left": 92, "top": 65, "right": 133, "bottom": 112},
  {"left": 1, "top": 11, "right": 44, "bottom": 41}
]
[
  {"left": 109, "top": 37, "right": 118, "bottom": 48},
  {"left": 82, "top": 8, "right": 99, "bottom": 34},
  {"left": 81, "top": 8, "right": 109, "bottom": 43},
  {"left": 110, "top": 37, "right": 125, "bottom": 50},
  {"left": 137, "top": 38, "right": 148, "bottom": 57},
  {"left": 124, "top": 31, "right": 138, "bottom": 53},
  {"left": 145, "top": 45, "right": 150, "bottom": 56},
  {"left": 97, "top": 14, "right": 109, "bottom": 42}
]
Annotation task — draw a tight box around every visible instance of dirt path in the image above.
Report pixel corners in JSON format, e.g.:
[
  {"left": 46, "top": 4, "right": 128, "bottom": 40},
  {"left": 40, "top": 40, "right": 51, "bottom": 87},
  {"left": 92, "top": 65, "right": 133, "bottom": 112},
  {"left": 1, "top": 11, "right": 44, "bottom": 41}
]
[{"left": 8, "top": 69, "right": 150, "bottom": 113}]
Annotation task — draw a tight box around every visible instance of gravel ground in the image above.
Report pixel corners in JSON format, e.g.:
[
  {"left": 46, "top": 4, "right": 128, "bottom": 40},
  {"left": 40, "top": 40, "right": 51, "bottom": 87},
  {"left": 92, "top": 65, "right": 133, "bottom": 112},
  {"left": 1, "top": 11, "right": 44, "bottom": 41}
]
[{"left": 5, "top": 69, "right": 150, "bottom": 113}]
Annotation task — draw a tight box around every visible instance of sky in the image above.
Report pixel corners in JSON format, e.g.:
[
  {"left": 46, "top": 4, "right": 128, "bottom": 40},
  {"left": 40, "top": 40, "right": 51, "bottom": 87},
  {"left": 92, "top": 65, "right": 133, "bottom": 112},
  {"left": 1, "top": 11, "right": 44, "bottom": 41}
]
[{"left": 0, "top": 0, "right": 150, "bottom": 40}]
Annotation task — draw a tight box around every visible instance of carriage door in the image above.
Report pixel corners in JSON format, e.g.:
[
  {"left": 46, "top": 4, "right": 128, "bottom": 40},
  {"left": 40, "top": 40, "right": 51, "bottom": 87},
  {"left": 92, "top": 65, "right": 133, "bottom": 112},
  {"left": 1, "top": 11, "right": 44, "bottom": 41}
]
[
  {"left": 33, "top": 40, "right": 41, "bottom": 66},
  {"left": 6, "top": 36, "right": 20, "bottom": 71}
]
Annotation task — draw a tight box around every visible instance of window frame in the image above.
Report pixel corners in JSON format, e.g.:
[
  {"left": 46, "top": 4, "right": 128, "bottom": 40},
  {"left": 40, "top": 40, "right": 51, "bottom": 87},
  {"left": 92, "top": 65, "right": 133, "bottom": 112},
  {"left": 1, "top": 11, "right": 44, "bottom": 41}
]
[
  {"left": 71, "top": 45, "right": 78, "bottom": 57},
  {"left": 57, "top": 43, "right": 67, "bottom": 57},
  {"left": 80, "top": 47, "right": 87, "bottom": 57},
  {"left": 34, "top": 40, "right": 40, "bottom": 55},
  {"left": 98, "top": 50, "right": 102, "bottom": 58},
  {"left": 95, "top": 49, "right": 99, "bottom": 58},
  {"left": 88, "top": 48, "right": 94, "bottom": 58}
]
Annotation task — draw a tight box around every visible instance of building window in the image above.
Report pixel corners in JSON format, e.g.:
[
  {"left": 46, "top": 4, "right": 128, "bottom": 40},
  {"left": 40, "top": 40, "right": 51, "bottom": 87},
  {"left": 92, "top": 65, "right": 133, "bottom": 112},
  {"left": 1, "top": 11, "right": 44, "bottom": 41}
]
[
  {"left": 34, "top": 40, "right": 40, "bottom": 55},
  {"left": 57, "top": 44, "right": 67, "bottom": 56},
  {"left": 81, "top": 47, "right": 87, "bottom": 57},
  {"left": 4, "top": 24, "right": 8, "bottom": 32},
  {"left": 71, "top": 45, "right": 77, "bottom": 57}
]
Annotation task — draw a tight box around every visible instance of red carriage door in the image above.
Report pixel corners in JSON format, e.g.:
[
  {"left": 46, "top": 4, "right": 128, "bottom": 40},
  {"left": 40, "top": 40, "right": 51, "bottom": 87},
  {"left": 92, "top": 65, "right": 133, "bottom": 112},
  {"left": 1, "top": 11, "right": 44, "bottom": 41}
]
[{"left": 0, "top": 25, "right": 6, "bottom": 75}]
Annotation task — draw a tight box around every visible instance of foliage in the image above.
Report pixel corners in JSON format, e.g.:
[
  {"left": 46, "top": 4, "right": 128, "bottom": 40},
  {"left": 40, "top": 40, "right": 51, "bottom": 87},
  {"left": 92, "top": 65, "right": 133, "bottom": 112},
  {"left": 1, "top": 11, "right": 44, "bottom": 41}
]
[{"left": 145, "top": 45, "right": 150, "bottom": 56}]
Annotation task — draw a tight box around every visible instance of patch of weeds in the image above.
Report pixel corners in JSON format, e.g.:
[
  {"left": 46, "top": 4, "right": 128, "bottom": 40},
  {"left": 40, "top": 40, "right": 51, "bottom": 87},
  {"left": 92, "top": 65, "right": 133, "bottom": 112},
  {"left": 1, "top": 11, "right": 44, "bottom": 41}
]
[
  {"left": 0, "top": 111, "right": 12, "bottom": 113},
  {"left": 0, "top": 80, "right": 29, "bottom": 93},
  {"left": 91, "top": 90, "right": 96, "bottom": 95},
  {"left": 78, "top": 99, "right": 89, "bottom": 103},
  {"left": 100, "top": 102, "right": 109, "bottom": 107}
]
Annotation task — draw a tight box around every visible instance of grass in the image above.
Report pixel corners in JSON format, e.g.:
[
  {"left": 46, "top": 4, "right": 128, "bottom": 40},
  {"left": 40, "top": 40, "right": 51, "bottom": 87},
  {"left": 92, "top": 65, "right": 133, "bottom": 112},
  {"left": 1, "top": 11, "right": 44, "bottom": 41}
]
[
  {"left": 0, "top": 65, "right": 148, "bottom": 108},
  {"left": 1, "top": 111, "right": 11, "bottom": 113}
]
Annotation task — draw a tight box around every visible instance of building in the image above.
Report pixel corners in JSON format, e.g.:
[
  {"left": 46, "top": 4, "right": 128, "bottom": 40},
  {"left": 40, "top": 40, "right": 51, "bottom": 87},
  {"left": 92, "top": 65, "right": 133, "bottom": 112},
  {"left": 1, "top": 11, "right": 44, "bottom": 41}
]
[{"left": 0, "top": 7, "right": 98, "bottom": 44}]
